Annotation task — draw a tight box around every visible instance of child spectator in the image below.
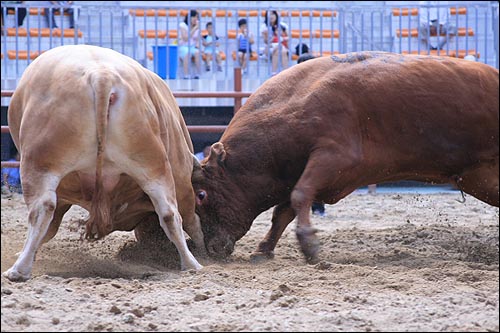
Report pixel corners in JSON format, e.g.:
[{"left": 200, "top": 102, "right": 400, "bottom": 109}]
[
  {"left": 237, "top": 18, "right": 254, "bottom": 75},
  {"left": 202, "top": 22, "right": 223, "bottom": 72}
]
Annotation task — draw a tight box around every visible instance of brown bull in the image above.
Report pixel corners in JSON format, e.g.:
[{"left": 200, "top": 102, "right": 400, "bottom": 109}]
[
  {"left": 3, "top": 45, "right": 204, "bottom": 282},
  {"left": 192, "top": 51, "right": 499, "bottom": 263}
]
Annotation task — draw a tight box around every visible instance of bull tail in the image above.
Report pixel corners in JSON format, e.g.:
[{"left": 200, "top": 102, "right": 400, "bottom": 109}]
[{"left": 85, "top": 73, "right": 115, "bottom": 239}]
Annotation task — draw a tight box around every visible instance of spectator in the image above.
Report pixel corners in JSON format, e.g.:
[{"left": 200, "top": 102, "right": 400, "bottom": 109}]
[
  {"left": 260, "top": 10, "right": 289, "bottom": 75},
  {"left": 179, "top": 9, "right": 202, "bottom": 79},
  {"left": 418, "top": 1, "right": 457, "bottom": 50},
  {"left": 295, "top": 42, "right": 315, "bottom": 64},
  {"left": 1, "top": 1, "right": 27, "bottom": 30},
  {"left": 202, "top": 22, "right": 223, "bottom": 72},
  {"left": 45, "top": 1, "right": 78, "bottom": 29},
  {"left": 237, "top": 18, "right": 254, "bottom": 75},
  {"left": 2, "top": 152, "right": 21, "bottom": 194}
]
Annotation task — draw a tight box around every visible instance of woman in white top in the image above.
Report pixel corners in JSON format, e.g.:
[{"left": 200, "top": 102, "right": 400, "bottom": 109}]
[
  {"left": 179, "top": 10, "right": 201, "bottom": 79},
  {"left": 260, "top": 10, "right": 289, "bottom": 75}
]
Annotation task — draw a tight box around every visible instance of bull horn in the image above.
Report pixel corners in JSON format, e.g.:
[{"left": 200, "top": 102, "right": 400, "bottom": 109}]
[{"left": 209, "top": 142, "right": 226, "bottom": 166}]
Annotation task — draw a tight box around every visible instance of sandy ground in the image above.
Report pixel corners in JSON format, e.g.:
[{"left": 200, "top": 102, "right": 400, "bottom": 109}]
[{"left": 1, "top": 190, "right": 499, "bottom": 332}]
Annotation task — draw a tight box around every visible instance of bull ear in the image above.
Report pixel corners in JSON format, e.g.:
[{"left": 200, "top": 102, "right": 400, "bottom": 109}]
[
  {"left": 192, "top": 154, "right": 204, "bottom": 183},
  {"left": 207, "top": 142, "right": 227, "bottom": 168}
]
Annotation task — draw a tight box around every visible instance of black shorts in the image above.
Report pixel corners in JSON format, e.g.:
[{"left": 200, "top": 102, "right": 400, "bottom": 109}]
[{"left": 238, "top": 48, "right": 252, "bottom": 54}]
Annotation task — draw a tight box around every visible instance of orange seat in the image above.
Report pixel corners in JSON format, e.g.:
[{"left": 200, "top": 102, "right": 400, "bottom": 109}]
[
  {"left": 401, "top": 49, "right": 479, "bottom": 59},
  {"left": 392, "top": 8, "right": 419, "bottom": 16},
  {"left": 282, "top": 10, "right": 337, "bottom": 17},
  {"left": 129, "top": 9, "right": 167, "bottom": 17},
  {"left": 396, "top": 27, "right": 474, "bottom": 38},
  {"left": 314, "top": 29, "right": 340, "bottom": 38},
  {"left": 202, "top": 10, "right": 232, "bottom": 17},
  {"left": 129, "top": 9, "right": 190, "bottom": 17},
  {"left": 237, "top": 10, "right": 265, "bottom": 17},
  {"left": 6, "top": 28, "right": 28, "bottom": 37},
  {"left": 202, "top": 50, "right": 227, "bottom": 61},
  {"left": 29, "top": 28, "right": 54, "bottom": 37},
  {"left": 227, "top": 30, "right": 237, "bottom": 39},
  {"left": 57, "top": 28, "right": 83, "bottom": 38},
  {"left": 138, "top": 30, "right": 176, "bottom": 39},
  {"left": 450, "top": 7, "right": 467, "bottom": 15},
  {"left": 291, "top": 29, "right": 311, "bottom": 38},
  {"left": 138, "top": 30, "right": 166, "bottom": 39},
  {"left": 392, "top": 7, "right": 467, "bottom": 16},
  {"left": 7, "top": 50, "right": 41, "bottom": 60},
  {"left": 231, "top": 50, "right": 258, "bottom": 61},
  {"left": 29, "top": 8, "right": 45, "bottom": 15}
]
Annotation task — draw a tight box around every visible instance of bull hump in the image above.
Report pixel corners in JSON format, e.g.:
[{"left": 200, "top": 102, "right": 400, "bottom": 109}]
[{"left": 330, "top": 51, "right": 390, "bottom": 64}]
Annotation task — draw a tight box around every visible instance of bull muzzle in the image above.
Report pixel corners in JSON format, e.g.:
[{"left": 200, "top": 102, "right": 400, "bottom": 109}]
[{"left": 206, "top": 236, "right": 235, "bottom": 259}]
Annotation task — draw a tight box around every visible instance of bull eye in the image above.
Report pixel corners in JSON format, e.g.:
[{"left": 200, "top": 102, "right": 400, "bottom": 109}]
[{"left": 196, "top": 190, "right": 207, "bottom": 204}]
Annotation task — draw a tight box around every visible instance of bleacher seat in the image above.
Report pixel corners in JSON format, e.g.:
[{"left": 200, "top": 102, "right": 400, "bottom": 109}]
[
  {"left": 396, "top": 27, "right": 474, "bottom": 38},
  {"left": 7, "top": 50, "right": 41, "bottom": 60},
  {"left": 201, "top": 10, "right": 233, "bottom": 18},
  {"left": 237, "top": 10, "right": 266, "bottom": 17},
  {"left": 392, "top": 7, "right": 467, "bottom": 16},
  {"left": 401, "top": 49, "right": 479, "bottom": 59},
  {"left": 281, "top": 10, "right": 337, "bottom": 17},
  {"left": 314, "top": 29, "right": 340, "bottom": 38},
  {"left": 231, "top": 50, "right": 258, "bottom": 61}
]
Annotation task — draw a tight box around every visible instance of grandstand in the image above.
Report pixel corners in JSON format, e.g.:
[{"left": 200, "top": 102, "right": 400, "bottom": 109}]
[{"left": 1, "top": 1, "right": 499, "bottom": 155}]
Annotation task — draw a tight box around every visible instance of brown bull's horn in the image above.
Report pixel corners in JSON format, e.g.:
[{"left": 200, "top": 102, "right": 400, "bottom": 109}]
[{"left": 209, "top": 142, "right": 226, "bottom": 167}]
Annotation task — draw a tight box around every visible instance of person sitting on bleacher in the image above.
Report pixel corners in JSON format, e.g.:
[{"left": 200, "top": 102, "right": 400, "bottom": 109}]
[
  {"left": 178, "top": 9, "right": 202, "bottom": 79},
  {"left": 237, "top": 18, "right": 254, "bottom": 75},
  {"left": 45, "top": 1, "right": 78, "bottom": 29},
  {"left": 260, "top": 10, "right": 289, "bottom": 76},
  {"left": 202, "top": 21, "right": 223, "bottom": 72},
  {"left": 418, "top": 1, "right": 457, "bottom": 50},
  {"left": 1, "top": 1, "right": 27, "bottom": 31}
]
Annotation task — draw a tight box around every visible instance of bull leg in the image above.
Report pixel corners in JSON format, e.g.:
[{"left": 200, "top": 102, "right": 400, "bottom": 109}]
[
  {"left": 182, "top": 213, "right": 207, "bottom": 257},
  {"left": 41, "top": 203, "right": 72, "bottom": 244},
  {"left": 3, "top": 173, "right": 61, "bottom": 282},
  {"left": 141, "top": 182, "right": 203, "bottom": 270},
  {"left": 250, "top": 201, "right": 295, "bottom": 262},
  {"left": 134, "top": 213, "right": 166, "bottom": 245},
  {"left": 292, "top": 149, "right": 359, "bottom": 264},
  {"left": 175, "top": 189, "right": 206, "bottom": 256},
  {"left": 456, "top": 159, "right": 499, "bottom": 207}
]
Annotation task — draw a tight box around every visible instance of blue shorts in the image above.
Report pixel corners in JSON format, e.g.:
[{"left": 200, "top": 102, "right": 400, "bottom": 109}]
[{"left": 179, "top": 45, "right": 199, "bottom": 58}]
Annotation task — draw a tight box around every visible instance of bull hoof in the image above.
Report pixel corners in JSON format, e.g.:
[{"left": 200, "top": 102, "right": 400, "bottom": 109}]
[
  {"left": 181, "top": 261, "right": 203, "bottom": 271},
  {"left": 2, "top": 268, "right": 30, "bottom": 282},
  {"left": 296, "top": 226, "right": 320, "bottom": 264},
  {"left": 250, "top": 251, "right": 275, "bottom": 263}
]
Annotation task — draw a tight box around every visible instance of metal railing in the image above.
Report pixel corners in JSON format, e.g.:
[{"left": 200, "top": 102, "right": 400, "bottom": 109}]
[{"left": 2, "top": 2, "right": 497, "bottom": 85}]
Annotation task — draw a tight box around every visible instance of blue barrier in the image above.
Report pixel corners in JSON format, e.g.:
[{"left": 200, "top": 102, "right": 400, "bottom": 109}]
[{"left": 152, "top": 44, "right": 178, "bottom": 79}]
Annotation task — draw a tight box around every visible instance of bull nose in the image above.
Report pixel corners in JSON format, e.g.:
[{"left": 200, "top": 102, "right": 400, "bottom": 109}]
[{"left": 207, "top": 238, "right": 234, "bottom": 258}]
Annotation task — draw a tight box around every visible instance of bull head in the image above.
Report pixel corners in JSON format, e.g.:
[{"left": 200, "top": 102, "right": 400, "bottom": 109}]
[{"left": 191, "top": 142, "right": 253, "bottom": 258}]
